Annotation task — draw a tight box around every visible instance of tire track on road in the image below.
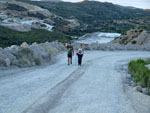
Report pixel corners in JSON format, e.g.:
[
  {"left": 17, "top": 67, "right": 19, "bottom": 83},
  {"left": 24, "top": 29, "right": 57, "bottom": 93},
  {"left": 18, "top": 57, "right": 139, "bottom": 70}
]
[
  {"left": 23, "top": 65, "right": 86, "bottom": 113},
  {"left": 23, "top": 54, "right": 117, "bottom": 113}
]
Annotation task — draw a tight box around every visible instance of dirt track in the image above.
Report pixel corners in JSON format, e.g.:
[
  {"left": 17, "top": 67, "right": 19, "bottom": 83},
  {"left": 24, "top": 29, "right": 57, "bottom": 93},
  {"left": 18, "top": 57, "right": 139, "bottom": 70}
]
[{"left": 0, "top": 51, "right": 150, "bottom": 113}]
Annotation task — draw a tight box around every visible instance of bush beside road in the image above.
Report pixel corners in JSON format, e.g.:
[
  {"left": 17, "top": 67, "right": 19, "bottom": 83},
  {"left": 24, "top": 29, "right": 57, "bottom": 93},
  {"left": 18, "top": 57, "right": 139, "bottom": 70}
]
[{"left": 128, "top": 59, "right": 150, "bottom": 95}]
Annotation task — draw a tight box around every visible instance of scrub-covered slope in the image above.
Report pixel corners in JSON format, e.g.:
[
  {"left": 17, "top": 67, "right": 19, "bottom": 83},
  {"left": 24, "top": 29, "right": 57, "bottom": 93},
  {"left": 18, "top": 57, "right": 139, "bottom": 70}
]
[
  {"left": 0, "top": 0, "right": 72, "bottom": 47},
  {"left": 22, "top": 0, "right": 150, "bottom": 35}
]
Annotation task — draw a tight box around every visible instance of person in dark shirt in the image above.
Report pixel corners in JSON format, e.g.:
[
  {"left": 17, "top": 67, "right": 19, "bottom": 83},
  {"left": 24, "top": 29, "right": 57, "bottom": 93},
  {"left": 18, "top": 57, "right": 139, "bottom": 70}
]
[{"left": 65, "top": 42, "right": 74, "bottom": 65}]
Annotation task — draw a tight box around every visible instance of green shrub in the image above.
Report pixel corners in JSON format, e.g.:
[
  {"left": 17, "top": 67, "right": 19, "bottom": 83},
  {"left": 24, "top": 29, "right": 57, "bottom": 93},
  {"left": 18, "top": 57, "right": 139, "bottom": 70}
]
[
  {"left": 40, "top": 24, "right": 47, "bottom": 27},
  {"left": 7, "top": 4, "right": 27, "bottom": 11},
  {"left": 34, "top": 57, "right": 41, "bottom": 65},
  {"left": 18, "top": 48, "right": 33, "bottom": 58},
  {"left": 0, "top": 25, "right": 71, "bottom": 48},
  {"left": 8, "top": 19, "right": 14, "bottom": 23},
  {"left": 148, "top": 77, "right": 150, "bottom": 95},
  {"left": 17, "top": 58, "right": 31, "bottom": 67},
  {"left": 131, "top": 40, "right": 137, "bottom": 44},
  {"left": 128, "top": 59, "right": 150, "bottom": 95},
  {"left": 145, "top": 59, "right": 150, "bottom": 64}
]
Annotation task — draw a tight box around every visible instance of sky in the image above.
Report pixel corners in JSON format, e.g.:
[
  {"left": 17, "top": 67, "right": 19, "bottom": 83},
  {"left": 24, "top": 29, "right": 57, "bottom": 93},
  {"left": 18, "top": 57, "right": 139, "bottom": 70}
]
[{"left": 62, "top": 0, "right": 150, "bottom": 9}]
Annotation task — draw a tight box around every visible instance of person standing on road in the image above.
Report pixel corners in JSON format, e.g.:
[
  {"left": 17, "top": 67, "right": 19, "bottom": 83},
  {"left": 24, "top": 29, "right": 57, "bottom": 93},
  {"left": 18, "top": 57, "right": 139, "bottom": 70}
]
[
  {"left": 65, "top": 42, "right": 74, "bottom": 65},
  {"left": 76, "top": 44, "right": 84, "bottom": 66}
]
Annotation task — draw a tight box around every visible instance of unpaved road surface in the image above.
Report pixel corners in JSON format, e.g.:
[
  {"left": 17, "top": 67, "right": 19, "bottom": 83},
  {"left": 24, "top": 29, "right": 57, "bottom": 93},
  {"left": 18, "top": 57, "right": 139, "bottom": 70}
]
[{"left": 0, "top": 51, "right": 150, "bottom": 113}]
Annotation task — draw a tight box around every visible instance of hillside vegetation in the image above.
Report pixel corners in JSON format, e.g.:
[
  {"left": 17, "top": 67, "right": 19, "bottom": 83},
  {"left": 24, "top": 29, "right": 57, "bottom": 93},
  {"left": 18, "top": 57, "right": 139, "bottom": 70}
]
[
  {"left": 0, "top": 25, "right": 70, "bottom": 48},
  {"left": 17, "top": 0, "right": 150, "bottom": 35},
  {"left": 1, "top": 0, "right": 150, "bottom": 48},
  {"left": 18, "top": 0, "right": 150, "bottom": 21}
]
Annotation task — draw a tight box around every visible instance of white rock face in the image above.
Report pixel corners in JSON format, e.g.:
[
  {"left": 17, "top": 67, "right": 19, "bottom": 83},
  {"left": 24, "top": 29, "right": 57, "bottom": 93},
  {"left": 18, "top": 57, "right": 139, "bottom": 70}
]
[
  {"left": 76, "top": 32, "right": 121, "bottom": 44},
  {"left": 127, "top": 31, "right": 150, "bottom": 46},
  {"left": 98, "top": 33, "right": 121, "bottom": 38},
  {"left": 1, "top": 18, "right": 54, "bottom": 32},
  {"left": 0, "top": 41, "right": 64, "bottom": 67}
]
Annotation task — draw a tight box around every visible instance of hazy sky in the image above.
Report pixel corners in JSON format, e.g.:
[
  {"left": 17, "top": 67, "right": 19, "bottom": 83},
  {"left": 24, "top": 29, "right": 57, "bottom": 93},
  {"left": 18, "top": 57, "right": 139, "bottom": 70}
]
[{"left": 63, "top": 0, "right": 149, "bottom": 9}]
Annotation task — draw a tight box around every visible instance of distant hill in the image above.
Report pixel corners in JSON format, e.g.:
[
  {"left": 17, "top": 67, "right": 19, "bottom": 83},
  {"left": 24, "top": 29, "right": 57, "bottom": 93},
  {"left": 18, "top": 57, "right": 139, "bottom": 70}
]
[
  {"left": 1, "top": 0, "right": 150, "bottom": 48},
  {"left": 144, "top": 9, "right": 150, "bottom": 11},
  {"left": 31, "top": 0, "right": 61, "bottom": 2},
  {"left": 17, "top": 0, "right": 61, "bottom": 2},
  {"left": 0, "top": 0, "right": 71, "bottom": 48},
  {"left": 19, "top": 0, "right": 150, "bottom": 35},
  {"left": 24, "top": 1, "right": 150, "bottom": 22}
]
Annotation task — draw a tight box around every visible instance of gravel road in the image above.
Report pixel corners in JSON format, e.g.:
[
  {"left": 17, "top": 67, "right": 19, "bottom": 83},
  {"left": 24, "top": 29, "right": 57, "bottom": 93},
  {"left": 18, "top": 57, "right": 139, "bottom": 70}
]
[{"left": 0, "top": 51, "right": 150, "bottom": 113}]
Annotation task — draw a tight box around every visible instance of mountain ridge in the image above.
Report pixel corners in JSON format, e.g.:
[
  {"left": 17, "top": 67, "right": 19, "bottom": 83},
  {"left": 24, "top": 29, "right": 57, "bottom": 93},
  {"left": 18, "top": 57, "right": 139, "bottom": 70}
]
[
  {"left": 30, "top": 0, "right": 61, "bottom": 2},
  {"left": 0, "top": 0, "right": 150, "bottom": 47}
]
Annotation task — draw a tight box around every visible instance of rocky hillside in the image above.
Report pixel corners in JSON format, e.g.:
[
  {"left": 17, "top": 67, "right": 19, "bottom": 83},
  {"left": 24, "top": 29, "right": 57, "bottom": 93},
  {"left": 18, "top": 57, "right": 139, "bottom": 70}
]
[
  {"left": 0, "top": 0, "right": 72, "bottom": 32},
  {"left": 1, "top": 0, "right": 150, "bottom": 34},
  {"left": 111, "top": 29, "right": 150, "bottom": 46},
  {"left": 1, "top": 0, "right": 150, "bottom": 48},
  {"left": 30, "top": 0, "right": 61, "bottom": 2},
  {"left": 0, "top": 0, "right": 75, "bottom": 48},
  {"left": 21, "top": 0, "right": 150, "bottom": 35}
]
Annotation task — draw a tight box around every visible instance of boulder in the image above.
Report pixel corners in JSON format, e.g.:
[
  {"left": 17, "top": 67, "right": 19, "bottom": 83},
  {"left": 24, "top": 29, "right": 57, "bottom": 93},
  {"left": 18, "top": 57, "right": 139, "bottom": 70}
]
[
  {"left": 136, "top": 86, "right": 143, "bottom": 92},
  {"left": 20, "top": 42, "right": 29, "bottom": 48},
  {"left": 142, "top": 88, "right": 148, "bottom": 95}
]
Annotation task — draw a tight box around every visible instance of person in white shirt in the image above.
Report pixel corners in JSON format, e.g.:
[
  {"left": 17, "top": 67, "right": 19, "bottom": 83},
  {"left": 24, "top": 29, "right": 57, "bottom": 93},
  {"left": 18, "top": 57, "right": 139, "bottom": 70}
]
[{"left": 76, "top": 44, "right": 84, "bottom": 66}]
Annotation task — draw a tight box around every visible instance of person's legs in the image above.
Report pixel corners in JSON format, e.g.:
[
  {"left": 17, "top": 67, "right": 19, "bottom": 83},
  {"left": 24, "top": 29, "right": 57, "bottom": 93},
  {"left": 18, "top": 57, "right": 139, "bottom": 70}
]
[
  {"left": 67, "top": 54, "right": 70, "bottom": 65},
  {"left": 70, "top": 55, "right": 72, "bottom": 64},
  {"left": 78, "top": 55, "right": 80, "bottom": 65},
  {"left": 78, "top": 55, "right": 82, "bottom": 66},
  {"left": 68, "top": 54, "right": 72, "bottom": 65},
  {"left": 80, "top": 55, "right": 83, "bottom": 65}
]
